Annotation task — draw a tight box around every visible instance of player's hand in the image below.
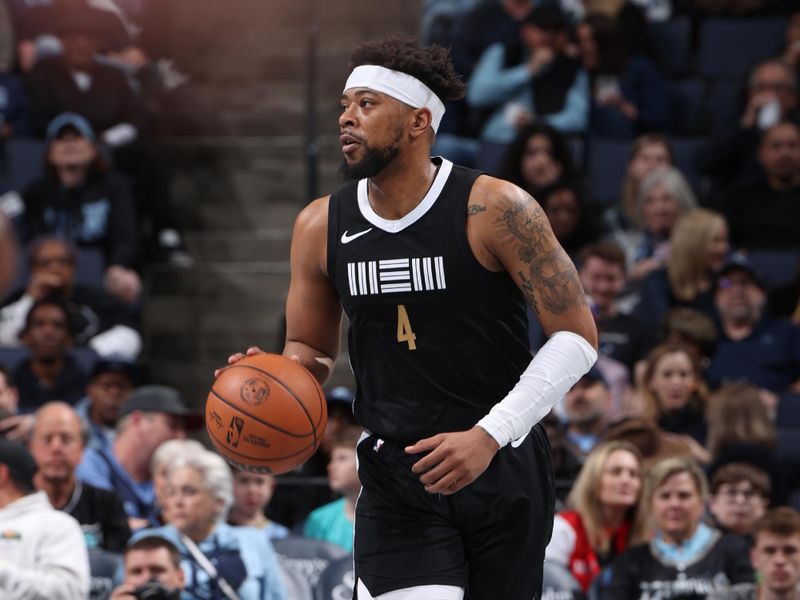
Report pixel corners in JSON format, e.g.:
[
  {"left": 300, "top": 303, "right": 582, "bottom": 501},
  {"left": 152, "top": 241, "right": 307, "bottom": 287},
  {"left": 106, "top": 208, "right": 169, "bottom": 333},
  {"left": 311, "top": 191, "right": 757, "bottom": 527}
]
[
  {"left": 406, "top": 426, "right": 499, "bottom": 495},
  {"left": 26, "top": 272, "right": 64, "bottom": 300},
  {"left": 214, "top": 346, "right": 264, "bottom": 378}
]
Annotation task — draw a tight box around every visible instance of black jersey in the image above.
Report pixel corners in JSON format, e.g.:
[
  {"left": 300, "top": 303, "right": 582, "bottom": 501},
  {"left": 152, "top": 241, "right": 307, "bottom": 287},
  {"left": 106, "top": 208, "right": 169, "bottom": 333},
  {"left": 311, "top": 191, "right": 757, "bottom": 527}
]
[{"left": 327, "top": 158, "right": 531, "bottom": 440}]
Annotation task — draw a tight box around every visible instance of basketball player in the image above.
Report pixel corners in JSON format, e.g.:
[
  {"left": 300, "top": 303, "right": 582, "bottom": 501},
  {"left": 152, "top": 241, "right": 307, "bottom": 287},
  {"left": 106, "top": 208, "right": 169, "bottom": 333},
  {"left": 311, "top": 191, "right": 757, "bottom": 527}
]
[{"left": 225, "top": 37, "right": 598, "bottom": 600}]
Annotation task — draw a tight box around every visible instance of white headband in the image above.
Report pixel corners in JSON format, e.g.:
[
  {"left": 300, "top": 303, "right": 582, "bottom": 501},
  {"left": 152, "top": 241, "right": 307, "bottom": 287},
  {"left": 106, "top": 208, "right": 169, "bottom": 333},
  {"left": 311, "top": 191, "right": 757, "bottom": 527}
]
[{"left": 343, "top": 65, "right": 446, "bottom": 133}]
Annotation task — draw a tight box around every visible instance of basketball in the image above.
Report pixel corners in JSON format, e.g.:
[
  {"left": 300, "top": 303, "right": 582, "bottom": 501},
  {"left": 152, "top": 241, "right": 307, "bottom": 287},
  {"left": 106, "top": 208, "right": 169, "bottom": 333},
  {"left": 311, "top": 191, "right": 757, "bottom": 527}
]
[{"left": 205, "top": 353, "right": 327, "bottom": 475}]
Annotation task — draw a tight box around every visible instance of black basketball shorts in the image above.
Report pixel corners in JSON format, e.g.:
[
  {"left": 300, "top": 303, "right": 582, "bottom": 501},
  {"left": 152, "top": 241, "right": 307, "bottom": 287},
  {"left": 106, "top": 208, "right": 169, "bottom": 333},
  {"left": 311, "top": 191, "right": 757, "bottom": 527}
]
[{"left": 354, "top": 423, "right": 555, "bottom": 600}]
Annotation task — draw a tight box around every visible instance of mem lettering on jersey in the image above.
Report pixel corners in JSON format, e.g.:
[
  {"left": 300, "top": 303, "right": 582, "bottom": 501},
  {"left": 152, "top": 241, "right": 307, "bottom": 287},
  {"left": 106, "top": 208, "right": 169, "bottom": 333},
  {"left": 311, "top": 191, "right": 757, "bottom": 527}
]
[{"left": 346, "top": 256, "right": 446, "bottom": 296}]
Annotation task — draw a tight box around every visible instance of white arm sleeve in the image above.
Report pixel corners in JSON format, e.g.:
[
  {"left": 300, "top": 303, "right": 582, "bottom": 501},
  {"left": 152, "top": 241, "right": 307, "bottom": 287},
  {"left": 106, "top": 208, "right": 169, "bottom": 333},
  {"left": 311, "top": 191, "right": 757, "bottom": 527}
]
[
  {"left": 0, "top": 294, "right": 33, "bottom": 347},
  {"left": 477, "top": 330, "right": 597, "bottom": 448}
]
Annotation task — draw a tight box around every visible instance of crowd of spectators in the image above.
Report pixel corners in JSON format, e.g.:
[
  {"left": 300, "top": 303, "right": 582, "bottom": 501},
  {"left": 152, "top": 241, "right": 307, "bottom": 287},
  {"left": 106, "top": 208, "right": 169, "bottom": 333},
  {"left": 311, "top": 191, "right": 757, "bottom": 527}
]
[{"left": 0, "top": 0, "right": 798, "bottom": 599}]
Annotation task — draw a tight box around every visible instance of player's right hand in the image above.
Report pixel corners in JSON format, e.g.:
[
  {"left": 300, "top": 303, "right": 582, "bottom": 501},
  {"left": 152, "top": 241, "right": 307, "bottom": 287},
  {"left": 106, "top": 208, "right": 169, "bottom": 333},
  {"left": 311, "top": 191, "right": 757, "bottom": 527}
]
[{"left": 214, "top": 346, "right": 264, "bottom": 378}]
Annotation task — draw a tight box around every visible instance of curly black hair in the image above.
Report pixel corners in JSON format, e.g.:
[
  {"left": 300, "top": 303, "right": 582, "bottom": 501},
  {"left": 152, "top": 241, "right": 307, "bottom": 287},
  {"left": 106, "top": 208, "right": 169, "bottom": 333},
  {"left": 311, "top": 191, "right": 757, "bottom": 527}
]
[{"left": 349, "top": 35, "right": 465, "bottom": 103}]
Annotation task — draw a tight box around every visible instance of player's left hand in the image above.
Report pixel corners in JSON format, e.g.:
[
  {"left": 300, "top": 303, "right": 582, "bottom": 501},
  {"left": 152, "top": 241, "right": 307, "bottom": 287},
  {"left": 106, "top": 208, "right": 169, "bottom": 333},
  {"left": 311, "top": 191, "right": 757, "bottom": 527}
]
[{"left": 406, "top": 426, "right": 499, "bottom": 495}]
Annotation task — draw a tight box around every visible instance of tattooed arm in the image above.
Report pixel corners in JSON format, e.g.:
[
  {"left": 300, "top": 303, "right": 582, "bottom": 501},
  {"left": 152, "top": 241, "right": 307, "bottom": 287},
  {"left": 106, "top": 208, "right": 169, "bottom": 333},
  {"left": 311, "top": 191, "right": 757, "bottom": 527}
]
[{"left": 478, "top": 178, "right": 597, "bottom": 346}]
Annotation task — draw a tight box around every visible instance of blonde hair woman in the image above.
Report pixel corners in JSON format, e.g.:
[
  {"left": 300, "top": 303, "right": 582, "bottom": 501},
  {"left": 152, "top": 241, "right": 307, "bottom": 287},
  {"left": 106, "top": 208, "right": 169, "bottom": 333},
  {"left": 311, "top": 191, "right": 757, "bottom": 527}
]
[
  {"left": 546, "top": 441, "right": 647, "bottom": 591},
  {"left": 636, "top": 208, "right": 729, "bottom": 326},
  {"left": 606, "top": 456, "right": 754, "bottom": 599}
]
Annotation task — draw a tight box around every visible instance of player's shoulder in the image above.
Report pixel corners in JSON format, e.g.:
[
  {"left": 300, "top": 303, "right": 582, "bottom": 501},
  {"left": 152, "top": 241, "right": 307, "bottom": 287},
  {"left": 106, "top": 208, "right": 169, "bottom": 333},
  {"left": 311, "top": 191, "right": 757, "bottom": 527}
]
[
  {"left": 470, "top": 174, "right": 538, "bottom": 213},
  {"left": 293, "top": 195, "right": 331, "bottom": 235}
]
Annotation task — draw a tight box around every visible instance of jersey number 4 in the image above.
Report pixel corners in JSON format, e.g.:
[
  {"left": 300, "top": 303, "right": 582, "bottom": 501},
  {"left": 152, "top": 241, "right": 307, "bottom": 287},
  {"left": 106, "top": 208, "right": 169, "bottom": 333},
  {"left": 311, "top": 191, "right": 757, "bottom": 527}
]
[{"left": 396, "top": 304, "right": 417, "bottom": 350}]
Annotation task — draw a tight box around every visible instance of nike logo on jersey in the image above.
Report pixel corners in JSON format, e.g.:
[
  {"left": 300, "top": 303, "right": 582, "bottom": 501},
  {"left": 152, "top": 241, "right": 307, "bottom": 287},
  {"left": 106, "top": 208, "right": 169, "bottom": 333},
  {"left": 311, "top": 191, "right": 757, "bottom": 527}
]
[
  {"left": 341, "top": 228, "right": 373, "bottom": 244},
  {"left": 347, "top": 256, "right": 446, "bottom": 296}
]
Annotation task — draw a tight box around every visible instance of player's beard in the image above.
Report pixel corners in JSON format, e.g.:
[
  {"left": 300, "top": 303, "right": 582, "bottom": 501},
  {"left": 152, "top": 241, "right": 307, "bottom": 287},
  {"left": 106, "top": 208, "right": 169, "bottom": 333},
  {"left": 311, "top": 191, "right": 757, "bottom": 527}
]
[{"left": 340, "top": 130, "right": 402, "bottom": 181}]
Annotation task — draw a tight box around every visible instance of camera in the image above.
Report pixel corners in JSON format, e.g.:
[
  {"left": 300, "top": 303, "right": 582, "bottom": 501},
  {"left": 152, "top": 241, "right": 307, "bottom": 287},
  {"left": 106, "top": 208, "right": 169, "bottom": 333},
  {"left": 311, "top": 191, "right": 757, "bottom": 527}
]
[{"left": 132, "top": 580, "right": 181, "bottom": 600}]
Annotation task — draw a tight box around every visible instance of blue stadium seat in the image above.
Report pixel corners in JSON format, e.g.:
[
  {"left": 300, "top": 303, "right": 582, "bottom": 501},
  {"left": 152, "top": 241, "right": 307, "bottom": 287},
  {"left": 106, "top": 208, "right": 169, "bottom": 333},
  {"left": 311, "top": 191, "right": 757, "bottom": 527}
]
[
  {"left": 670, "top": 137, "right": 707, "bottom": 196},
  {"left": 708, "top": 79, "right": 740, "bottom": 137},
  {"left": 0, "top": 346, "right": 98, "bottom": 376},
  {"left": 586, "top": 137, "right": 630, "bottom": 206},
  {"left": 272, "top": 537, "right": 348, "bottom": 595},
  {"left": 666, "top": 78, "right": 707, "bottom": 136},
  {"left": 648, "top": 17, "right": 693, "bottom": 77},
  {"left": 699, "top": 18, "right": 787, "bottom": 80},
  {"left": 474, "top": 141, "right": 509, "bottom": 176},
  {"left": 777, "top": 429, "right": 800, "bottom": 463},
  {"left": 74, "top": 248, "right": 107, "bottom": 289},
  {"left": 314, "top": 555, "right": 354, "bottom": 600},
  {"left": 6, "top": 138, "right": 46, "bottom": 192},
  {"left": 777, "top": 394, "right": 800, "bottom": 428},
  {"left": 746, "top": 250, "right": 799, "bottom": 291}
]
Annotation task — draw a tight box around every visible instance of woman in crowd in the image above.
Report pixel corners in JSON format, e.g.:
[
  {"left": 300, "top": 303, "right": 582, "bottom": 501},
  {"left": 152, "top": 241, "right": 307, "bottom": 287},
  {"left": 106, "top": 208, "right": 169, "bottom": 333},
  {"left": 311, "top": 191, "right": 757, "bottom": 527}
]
[
  {"left": 497, "top": 123, "right": 578, "bottom": 198},
  {"left": 576, "top": 14, "right": 668, "bottom": 140},
  {"left": 636, "top": 208, "right": 729, "bottom": 325},
  {"left": 605, "top": 457, "right": 754, "bottom": 599},
  {"left": 227, "top": 469, "right": 289, "bottom": 540},
  {"left": 540, "top": 181, "right": 601, "bottom": 259},
  {"left": 640, "top": 342, "right": 709, "bottom": 454},
  {"left": 19, "top": 112, "right": 141, "bottom": 303},
  {"left": 611, "top": 167, "right": 697, "bottom": 283},
  {"left": 150, "top": 439, "right": 206, "bottom": 526},
  {"left": 614, "top": 134, "right": 673, "bottom": 231},
  {"left": 546, "top": 441, "right": 647, "bottom": 592},
  {"left": 137, "top": 450, "right": 286, "bottom": 600}
]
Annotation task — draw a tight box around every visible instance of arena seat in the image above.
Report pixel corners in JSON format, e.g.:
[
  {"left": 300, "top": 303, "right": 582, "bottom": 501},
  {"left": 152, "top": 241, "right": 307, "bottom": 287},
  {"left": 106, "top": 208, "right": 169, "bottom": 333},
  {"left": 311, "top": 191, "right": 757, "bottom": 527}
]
[
  {"left": 587, "top": 137, "right": 630, "bottom": 206},
  {"left": 777, "top": 394, "right": 800, "bottom": 428},
  {"left": 313, "top": 554, "right": 354, "bottom": 600},
  {"left": 648, "top": 16, "right": 693, "bottom": 77},
  {"left": 0, "top": 346, "right": 98, "bottom": 376},
  {"left": 746, "top": 250, "right": 799, "bottom": 291},
  {"left": 666, "top": 78, "right": 706, "bottom": 136},
  {"left": 699, "top": 18, "right": 787, "bottom": 80},
  {"left": 670, "top": 137, "right": 707, "bottom": 195},
  {"left": 6, "top": 138, "right": 46, "bottom": 192},
  {"left": 88, "top": 549, "right": 121, "bottom": 600},
  {"left": 474, "top": 141, "right": 509, "bottom": 176},
  {"left": 272, "top": 537, "right": 349, "bottom": 595}
]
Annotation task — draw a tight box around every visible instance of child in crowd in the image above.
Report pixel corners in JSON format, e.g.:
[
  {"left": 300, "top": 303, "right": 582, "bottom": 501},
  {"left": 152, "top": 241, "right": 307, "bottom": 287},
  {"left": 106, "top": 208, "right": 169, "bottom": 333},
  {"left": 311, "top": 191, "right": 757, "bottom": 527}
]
[{"left": 228, "top": 469, "right": 289, "bottom": 540}]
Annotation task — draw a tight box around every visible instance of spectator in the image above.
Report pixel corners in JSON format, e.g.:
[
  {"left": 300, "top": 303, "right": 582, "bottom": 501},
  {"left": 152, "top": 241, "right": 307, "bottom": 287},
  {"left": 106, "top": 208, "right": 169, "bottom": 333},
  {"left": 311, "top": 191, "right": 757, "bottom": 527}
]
[
  {"left": 720, "top": 121, "right": 800, "bottom": 253},
  {"left": 227, "top": 470, "right": 290, "bottom": 540},
  {"left": 25, "top": 6, "right": 190, "bottom": 266},
  {"left": 640, "top": 342, "right": 709, "bottom": 454},
  {"left": 0, "top": 213, "right": 17, "bottom": 299},
  {"left": 150, "top": 438, "right": 206, "bottom": 525},
  {"left": 467, "top": 4, "right": 589, "bottom": 144},
  {"left": 576, "top": 14, "right": 668, "bottom": 139},
  {"left": 602, "top": 416, "right": 697, "bottom": 467},
  {"left": 0, "top": 436, "right": 90, "bottom": 599},
  {"left": 0, "top": 236, "right": 142, "bottom": 356},
  {"left": 614, "top": 133, "right": 673, "bottom": 231},
  {"left": 74, "top": 358, "right": 137, "bottom": 451},
  {"left": 0, "top": 56, "right": 29, "bottom": 137},
  {"left": 543, "top": 411, "right": 584, "bottom": 503},
  {"left": 662, "top": 307, "right": 719, "bottom": 372},
  {"left": 546, "top": 441, "right": 647, "bottom": 592},
  {"left": 707, "top": 255, "right": 800, "bottom": 393},
  {"left": 612, "top": 166, "right": 697, "bottom": 284},
  {"left": 136, "top": 450, "right": 287, "bottom": 600},
  {"left": 562, "top": 367, "right": 614, "bottom": 460},
  {"left": 708, "top": 463, "right": 770, "bottom": 541},
  {"left": 497, "top": 122, "right": 578, "bottom": 198},
  {"left": 606, "top": 457, "right": 754, "bottom": 598},
  {"left": 109, "top": 535, "right": 185, "bottom": 600},
  {"left": 577, "top": 241, "right": 654, "bottom": 372},
  {"left": 540, "top": 180, "right": 601, "bottom": 259},
  {"left": 13, "top": 296, "right": 89, "bottom": 412},
  {"left": 303, "top": 426, "right": 362, "bottom": 552},
  {"left": 76, "top": 385, "right": 199, "bottom": 529},
  {"left": 29, "top": 401, "right": 131, "bottom": 552},
  {"left": 783, "top": 11, "right": 800, "bottom": 75},
  {"left": 0, "top": 365, "right": 19, "bottom": 420},
  {"left": 636, "top": 208, "right": 729, "bottom": 326},
  {"left": 708, "top": 507, "right": 800, "bottom": 600},
  {"left": 702, "top": 58, "right": 800, "bottom": 193},
  {"left": 705, "top": 383, "right": 787, "bottom": 503},
  {"left": 17, "top": 115, "right": 142, "bottom": 304}
]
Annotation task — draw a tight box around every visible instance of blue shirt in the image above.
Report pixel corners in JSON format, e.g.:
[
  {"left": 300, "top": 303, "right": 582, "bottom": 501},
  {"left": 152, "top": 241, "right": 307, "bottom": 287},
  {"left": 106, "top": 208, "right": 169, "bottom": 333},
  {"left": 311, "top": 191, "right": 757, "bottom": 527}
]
[
  {"left": 467, "top": 42, "right": 590, "bottom": 143},
  {"left": 76, "top": 446, "right": 157, "bottom": 524},
  {"left": 134, "top": 523, "right": 287, "bottom": 600},
  {"left": 303, "top": 498, "right": 353, "bottom": 552},
  {"left": 74, "top": 396, "right": 116, "bottom": 451},
  {"left": 708, "top": 317, "right": 800, "bottom": 393}
]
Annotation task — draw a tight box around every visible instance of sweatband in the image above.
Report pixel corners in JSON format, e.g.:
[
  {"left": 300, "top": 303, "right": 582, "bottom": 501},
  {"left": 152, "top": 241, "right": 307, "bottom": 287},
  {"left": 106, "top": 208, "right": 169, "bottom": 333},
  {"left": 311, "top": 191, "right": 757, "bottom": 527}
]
[
  {"left": 477, "top": 331, "right": 598, "bottom": 448},
  {"left": 344, "top": 65, "right": 446, "bottom": 133}
]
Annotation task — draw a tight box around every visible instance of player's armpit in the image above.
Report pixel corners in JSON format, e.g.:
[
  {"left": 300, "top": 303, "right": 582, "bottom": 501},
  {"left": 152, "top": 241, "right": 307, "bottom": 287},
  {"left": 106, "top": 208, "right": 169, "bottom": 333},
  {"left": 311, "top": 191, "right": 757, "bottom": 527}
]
[
  {"left": 284, "top": 196, "right": 343, "bottom": 385},
  {"left": 483, "top": 181, "right": 597, "bottom": 347}
]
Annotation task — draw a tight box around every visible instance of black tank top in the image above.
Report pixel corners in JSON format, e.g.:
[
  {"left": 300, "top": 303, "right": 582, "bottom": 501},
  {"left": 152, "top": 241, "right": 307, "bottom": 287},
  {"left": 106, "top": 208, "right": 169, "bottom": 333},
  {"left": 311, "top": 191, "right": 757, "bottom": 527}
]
[{"left": 327, "top": 158, "right": 531, "bottom": 440}]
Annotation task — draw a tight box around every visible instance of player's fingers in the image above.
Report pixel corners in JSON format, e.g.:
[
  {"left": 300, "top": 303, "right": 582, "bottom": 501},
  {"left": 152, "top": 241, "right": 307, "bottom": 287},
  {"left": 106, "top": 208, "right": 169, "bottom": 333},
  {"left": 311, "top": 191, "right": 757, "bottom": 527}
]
[
  {"left": 245, "top": 346, "right": 263, "bottom": 356},
  {"left": 289, "top": 354, "right": 302, "bottom": 364},
  {"left": 418, "top": 459, "right": 452, "bottom": 485},
  {"left": 227, "top": 352, "right": 246, "bottom": 365},
  {"left": 405, "top": 434, "right": 444, "bottom": 456},
  {"left": 425, "top": 471, "right": 463, "bottom": 495}
]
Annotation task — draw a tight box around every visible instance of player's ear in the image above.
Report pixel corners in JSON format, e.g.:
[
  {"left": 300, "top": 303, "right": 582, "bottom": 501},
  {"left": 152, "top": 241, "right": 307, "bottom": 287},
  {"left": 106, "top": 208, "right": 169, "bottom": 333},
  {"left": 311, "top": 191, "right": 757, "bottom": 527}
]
[{"left": 409, "top": 107, "right": 433, "bottom": 140}]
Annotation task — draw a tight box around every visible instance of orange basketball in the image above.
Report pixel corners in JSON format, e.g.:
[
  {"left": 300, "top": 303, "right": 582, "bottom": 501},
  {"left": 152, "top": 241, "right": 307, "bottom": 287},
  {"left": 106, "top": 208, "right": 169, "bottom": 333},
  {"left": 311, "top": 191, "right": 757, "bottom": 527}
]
[{"left": 205, "top": 353, "right": 327, "bottom": 475}]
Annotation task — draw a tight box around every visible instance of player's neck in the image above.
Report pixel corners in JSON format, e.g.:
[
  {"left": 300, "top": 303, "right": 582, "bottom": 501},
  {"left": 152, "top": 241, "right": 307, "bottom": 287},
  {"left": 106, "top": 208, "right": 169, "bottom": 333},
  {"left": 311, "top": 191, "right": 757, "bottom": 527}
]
[{"left": 367, "top": 152, "right": 438, "bottom": 221}]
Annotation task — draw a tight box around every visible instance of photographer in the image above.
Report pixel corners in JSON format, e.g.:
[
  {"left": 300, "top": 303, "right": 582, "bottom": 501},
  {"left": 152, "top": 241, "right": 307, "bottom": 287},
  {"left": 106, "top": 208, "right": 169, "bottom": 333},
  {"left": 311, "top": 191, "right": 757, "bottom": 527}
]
[{"left": 110, "top": 536, "right": 184, "bottom": 600}]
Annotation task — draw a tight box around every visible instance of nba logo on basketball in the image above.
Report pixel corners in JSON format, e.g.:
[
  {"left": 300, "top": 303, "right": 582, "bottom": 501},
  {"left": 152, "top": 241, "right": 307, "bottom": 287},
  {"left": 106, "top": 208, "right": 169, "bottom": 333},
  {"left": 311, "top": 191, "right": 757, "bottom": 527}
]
[{"left": 226, "top": 416, "right": 245, "bottom": 447}]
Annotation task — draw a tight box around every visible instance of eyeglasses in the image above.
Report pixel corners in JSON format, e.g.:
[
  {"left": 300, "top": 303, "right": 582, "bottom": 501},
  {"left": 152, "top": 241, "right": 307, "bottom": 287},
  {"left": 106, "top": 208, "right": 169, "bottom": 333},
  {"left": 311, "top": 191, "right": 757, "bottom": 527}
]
[
  {"left": 716, "top": 487, "right": 762, "bottom": 502},
  {"left": 717, "top": 277, "right": 755, "bottom": 291}
]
